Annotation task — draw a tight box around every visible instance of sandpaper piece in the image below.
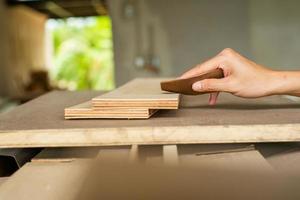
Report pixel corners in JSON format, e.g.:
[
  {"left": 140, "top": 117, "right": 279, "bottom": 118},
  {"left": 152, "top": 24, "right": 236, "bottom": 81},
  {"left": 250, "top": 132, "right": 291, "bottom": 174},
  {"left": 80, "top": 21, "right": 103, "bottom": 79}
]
[
  {"left": 92, "top": 78, "right": 179, "bottom": 109},
  {"left": 160, "top": 68, "right": 224, "bottom": 95},
  {"left": 65, "top": 101, "right": 158, "bottom": 119}
]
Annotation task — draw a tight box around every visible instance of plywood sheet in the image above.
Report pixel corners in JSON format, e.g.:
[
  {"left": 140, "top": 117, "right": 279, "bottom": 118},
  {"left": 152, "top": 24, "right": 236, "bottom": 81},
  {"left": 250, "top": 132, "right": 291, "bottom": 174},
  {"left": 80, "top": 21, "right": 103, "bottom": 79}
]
[
  {"left": 92, "top": 78, "right": 179, "bottom": 109},
  {"left": 0, "top": 91, "right": 300, "bottom": 147},
  {"left": 64, "top": 101, "right": 158, "bottom": 119}
]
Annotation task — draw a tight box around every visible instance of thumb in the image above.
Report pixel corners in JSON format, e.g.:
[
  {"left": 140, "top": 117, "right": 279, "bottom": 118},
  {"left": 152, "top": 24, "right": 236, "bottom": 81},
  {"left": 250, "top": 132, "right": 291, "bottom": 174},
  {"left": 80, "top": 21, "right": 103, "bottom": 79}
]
[{"left": 192, "top": 78, "right": 229, "bottom": 92}]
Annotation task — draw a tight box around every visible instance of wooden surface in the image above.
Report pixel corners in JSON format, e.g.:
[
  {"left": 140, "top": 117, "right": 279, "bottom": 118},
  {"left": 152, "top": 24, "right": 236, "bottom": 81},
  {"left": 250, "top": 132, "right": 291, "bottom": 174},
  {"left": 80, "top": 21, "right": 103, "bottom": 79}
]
[
  {"left": 0, "top": 91, "right": 300, "bottom": 147},
  {"left": 92, "top": 78, "right": 179, "bottom": 109},
  {"left": 0, "top": 178, "right": 7, "bottom": 187},
  {"left": 1, "top": 144, "right": 300, "bottom": 199},
  {"left": 0, "top": 146, "right": 133, "bottom": 200},
  {"left": 0, "top": 160, "right": 91, "bottom": 200},
  {"left": 266, "top": 146, "right": 300, "bottom": 174},
  {"left": 64, "top": 101, "right": 157, "bottom": 119}
]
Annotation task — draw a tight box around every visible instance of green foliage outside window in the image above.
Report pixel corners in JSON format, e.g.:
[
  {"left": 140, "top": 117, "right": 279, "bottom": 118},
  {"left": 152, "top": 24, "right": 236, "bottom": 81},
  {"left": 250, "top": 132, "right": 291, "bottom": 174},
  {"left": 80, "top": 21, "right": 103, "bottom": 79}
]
[{"left": 47, "top": 16, "right": 115, "bottom": 90}]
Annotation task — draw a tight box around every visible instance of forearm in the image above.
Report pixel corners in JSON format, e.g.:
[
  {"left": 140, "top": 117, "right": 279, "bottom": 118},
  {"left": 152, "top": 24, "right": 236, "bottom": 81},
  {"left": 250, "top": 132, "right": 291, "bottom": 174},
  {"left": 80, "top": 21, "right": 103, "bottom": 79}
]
[{"left": 269, "top": 71, "right": 300, "bottom": 96}]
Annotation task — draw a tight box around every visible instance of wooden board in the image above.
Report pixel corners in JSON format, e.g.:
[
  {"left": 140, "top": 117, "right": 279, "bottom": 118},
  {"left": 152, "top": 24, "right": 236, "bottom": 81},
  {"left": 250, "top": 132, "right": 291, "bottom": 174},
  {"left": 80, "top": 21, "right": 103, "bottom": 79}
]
[
  {"left": 1, "top": 144, "right": 299, "bottom": 200},
  {"left": 0, "top": 91, "right": 300, "bottom": 147},
  {"left": 0, "top": 146, "right": 134, "bottom": 200},
  {"left": 64, "top": 101, "right": 158, "bottom": 119},
  {"left": 79, "top": 146, "right": 300, "bottom": 200},
  {"left": 0, "top": 160, "right": 91, "bottom": 200},
  {"left": 92, "top": 78, "right": 179, "bottom": 109}
]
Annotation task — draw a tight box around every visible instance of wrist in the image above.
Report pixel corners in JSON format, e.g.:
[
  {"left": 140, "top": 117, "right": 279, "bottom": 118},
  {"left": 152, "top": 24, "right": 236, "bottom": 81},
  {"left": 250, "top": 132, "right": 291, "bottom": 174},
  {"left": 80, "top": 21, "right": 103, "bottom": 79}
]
[{"left": 268, "top": 70, "right": 300, "bottom": 96}]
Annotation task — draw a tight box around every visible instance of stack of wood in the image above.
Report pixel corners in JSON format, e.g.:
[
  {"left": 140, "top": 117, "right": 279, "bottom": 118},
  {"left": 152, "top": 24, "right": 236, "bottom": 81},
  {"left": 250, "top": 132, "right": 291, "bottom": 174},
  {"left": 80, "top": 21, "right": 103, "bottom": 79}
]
[{"left": 64, "top": 78, "right": 180, "bottom": 119}]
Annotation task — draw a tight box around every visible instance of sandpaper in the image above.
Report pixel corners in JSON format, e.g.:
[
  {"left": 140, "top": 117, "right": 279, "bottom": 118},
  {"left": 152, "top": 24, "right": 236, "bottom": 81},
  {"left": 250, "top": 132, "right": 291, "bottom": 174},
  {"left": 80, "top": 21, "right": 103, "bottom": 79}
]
[{"left": 160, "top": 68, "right": 224, "bottom": 95}]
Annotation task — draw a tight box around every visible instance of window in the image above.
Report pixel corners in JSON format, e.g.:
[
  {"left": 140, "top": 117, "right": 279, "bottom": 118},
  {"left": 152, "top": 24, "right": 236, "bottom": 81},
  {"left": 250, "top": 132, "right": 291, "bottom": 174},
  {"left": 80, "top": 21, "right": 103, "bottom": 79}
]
[{"left": 46, "top": 16, "right": 115, "bottom": 91}]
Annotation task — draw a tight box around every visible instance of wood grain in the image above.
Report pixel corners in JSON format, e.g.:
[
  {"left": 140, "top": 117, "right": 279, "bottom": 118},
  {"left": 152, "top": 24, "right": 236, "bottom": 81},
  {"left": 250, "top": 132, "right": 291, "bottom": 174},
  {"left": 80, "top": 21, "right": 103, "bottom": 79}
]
[
  {"left": 92, "top": 78, "right": 179, "bottom": 109},
  {"left": 64, "top": 101, "right": 158, "bottom": 119}
]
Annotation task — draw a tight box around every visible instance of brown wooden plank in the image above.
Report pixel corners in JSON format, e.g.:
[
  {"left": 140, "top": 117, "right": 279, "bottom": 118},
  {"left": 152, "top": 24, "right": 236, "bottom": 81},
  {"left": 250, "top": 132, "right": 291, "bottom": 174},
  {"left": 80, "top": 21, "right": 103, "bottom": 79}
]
[{"left": 92, "top": 78, "right": 179, "bottom": 109}]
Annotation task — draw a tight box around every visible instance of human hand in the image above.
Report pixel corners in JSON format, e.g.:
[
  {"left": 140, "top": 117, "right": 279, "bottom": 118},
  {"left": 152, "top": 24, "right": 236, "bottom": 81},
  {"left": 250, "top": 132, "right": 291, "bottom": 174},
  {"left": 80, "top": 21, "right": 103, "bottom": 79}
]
[{"left": 180, "top": 48, "right": 281, "bottom": 105}]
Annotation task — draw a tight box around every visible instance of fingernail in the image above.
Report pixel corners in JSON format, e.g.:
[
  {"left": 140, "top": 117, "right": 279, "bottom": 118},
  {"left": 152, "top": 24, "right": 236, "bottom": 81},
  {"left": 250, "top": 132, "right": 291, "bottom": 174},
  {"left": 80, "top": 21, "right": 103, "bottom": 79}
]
[{"left": 192, "top": 82, "right": 202, "bottom": 91}]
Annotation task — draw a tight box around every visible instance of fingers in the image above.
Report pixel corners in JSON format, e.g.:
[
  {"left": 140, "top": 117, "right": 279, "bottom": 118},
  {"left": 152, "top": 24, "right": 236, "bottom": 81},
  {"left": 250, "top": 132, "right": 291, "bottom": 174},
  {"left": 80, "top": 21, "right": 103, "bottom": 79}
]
[
  {"left": 192, "top": 78, "right": 230, "bottom": 93},
  {"left": 180, "top": 55, "right": 224, "bottom": 79},
  {"left": 192, "top": 78, "right": 229, "bottom": 105},
  {"left": 209, "top": 92, "right": 219, "bottom": 105}
]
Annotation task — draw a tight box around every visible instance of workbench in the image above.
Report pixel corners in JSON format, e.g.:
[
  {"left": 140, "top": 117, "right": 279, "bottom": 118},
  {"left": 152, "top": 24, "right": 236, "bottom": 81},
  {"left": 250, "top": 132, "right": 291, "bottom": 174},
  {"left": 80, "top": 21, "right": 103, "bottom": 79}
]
[
  {"left": 0, "top": 91, "right": 300, "bottom": 199},
  {"left": 0, "top": 91, "right": 300, "bottom": 147}
]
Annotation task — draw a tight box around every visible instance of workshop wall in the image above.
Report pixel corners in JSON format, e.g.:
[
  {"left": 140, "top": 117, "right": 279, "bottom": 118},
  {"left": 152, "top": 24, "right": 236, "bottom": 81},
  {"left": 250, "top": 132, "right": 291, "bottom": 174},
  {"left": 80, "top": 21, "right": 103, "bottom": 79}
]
[
  {"left": 1, "top": 0, "right": 300, "bottom": 93},
  {"left": 7, "top": 6, "right": 47, "bottom": 97},
  {"left": 109, "top": 0, "right": 300, "bottom": 86},
  {"left": 249, "top": 0, "right": 300, "bottom": 70},
  {"left": 0, "top": 4, "right": 47, "bottom": 97},
  {"left": 109, "top": 0, "right": 252, "bottom": 85}
]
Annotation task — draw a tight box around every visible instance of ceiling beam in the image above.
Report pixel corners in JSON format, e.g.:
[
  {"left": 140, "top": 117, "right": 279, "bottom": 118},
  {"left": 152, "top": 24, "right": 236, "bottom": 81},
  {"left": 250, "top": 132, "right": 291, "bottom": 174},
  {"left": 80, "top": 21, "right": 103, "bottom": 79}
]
[
  {"left": 91, "top": 0, "right": 107, "bottom": 15},
  {"left": 45, "top": 1, "right": 73, "bottom": 18}
]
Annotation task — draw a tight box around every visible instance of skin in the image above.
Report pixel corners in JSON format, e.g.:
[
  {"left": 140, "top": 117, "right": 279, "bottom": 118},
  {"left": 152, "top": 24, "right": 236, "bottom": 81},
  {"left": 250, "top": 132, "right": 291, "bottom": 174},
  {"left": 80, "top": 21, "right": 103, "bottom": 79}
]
[{"left": 180, "top": 48, "right": 300, "bottom": 105}]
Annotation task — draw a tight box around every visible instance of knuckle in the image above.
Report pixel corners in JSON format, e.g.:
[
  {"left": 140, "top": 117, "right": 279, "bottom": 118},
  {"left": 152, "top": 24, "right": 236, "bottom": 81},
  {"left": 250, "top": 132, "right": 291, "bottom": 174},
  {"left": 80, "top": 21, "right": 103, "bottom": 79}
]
[
  {"left": 201, "top": 80, "right": 213, "bottom": 91},
  {"left": 217, "top": 54, "right": 228, "bottom": 64},
  {"left": 220, "top": 48, "right": 235, "bottom": 56}
]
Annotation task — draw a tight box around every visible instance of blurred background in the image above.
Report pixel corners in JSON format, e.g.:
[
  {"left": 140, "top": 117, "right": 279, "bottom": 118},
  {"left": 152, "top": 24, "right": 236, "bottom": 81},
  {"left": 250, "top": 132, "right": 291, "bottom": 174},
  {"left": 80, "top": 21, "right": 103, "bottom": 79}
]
[{"left": 1, "top": 0, "right": 300, "bottom": 112}]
